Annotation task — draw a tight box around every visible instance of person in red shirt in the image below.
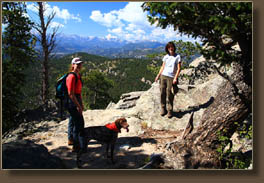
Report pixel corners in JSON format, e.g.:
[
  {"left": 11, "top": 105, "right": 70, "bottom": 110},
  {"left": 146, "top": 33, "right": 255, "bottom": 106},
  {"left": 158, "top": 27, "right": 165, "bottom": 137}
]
[{"left": 66, "top": 57, "right": 86, "bottom": 153}]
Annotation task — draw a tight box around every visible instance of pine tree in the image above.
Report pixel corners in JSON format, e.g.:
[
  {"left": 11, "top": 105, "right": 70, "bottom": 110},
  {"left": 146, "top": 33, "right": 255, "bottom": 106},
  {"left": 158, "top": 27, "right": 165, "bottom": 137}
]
[{"left": 2, "top": 2, "right": 36, "bottom": 132}]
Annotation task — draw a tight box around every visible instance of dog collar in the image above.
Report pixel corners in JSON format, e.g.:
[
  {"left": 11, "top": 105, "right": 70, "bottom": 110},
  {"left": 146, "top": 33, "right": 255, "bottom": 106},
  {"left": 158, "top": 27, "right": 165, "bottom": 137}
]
[{"left": 105, "top": 122, "right": 121, "bottom": 133}]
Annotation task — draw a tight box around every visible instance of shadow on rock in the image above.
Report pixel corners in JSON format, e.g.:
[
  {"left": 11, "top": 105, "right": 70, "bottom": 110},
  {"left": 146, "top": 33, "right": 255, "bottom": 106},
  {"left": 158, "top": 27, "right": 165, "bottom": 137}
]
[
  {"left": 47, "top": 136, "right": 158, "bottom": 169},
  {"left": 173, "top": 97, "right": 214, "bottom": 118},
  {"left": 2, "top": 140, "right": 65, "bottom": 169},
  {"left": 117, "top": 136, "right": 157, "bottom": 147}
]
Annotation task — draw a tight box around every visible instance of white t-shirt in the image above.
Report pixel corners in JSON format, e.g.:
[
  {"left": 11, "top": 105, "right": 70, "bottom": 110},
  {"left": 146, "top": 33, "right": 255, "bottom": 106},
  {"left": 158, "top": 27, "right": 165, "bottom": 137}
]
[{"left": 161, "top": 54, "right": 181, "bottom": 78}]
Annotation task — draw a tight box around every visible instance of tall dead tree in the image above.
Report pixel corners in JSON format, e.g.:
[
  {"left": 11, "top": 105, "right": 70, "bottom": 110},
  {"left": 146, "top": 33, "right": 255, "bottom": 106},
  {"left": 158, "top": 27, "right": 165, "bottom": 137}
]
[{"left": 34, "top": 2, "right": 58, "bottom": 106}]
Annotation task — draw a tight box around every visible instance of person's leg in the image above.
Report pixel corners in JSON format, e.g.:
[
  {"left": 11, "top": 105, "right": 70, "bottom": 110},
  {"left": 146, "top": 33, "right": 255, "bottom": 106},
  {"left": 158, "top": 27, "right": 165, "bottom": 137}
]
[
  {"left": 69, "top": 108, "right": 86, "bottom": 152},
  {"left": 68, "top": 116, "right": 74, "bottom": 145},
  {"left": 160, "top": 75, "right": 167, "bottom": 116},
  {"left": 68, "top": 108, "right": 81, "bottom": 151},
  {"left": 167, "top": 77, "right": 174, "bottom": 118},
  {"left": 76, "top": 115, "right": 87, "bottom": 153}
]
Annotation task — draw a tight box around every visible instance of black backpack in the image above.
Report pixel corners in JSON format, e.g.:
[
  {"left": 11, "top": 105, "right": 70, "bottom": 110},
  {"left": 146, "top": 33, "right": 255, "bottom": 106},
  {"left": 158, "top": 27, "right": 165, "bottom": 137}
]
[{"left": 55, "top": 72, "right": 78, "bottom": 119}]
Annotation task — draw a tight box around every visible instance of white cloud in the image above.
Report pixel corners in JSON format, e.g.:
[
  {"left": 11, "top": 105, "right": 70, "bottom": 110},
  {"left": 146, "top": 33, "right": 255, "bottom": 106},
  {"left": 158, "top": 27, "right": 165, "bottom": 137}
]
[
  {"left": 27, "top": 3, "right": 38, "bottom": 12},
  {"left": 89, "top": 2, "right": 180, "bottom": 42},
  {"left": 90, "top": 11, "right": 102, "bottom": 21},
  {"left": 151, "top": 26, "right": 180, "bottom": 41},
  {"left": 27, "top": 2, "right": 81, "bottom": 23},
  {"left": 89, "top": 2, "right": 192, "bottom": 43},
  {"left": 133, "top": 29, "right": 145, "bottom": 35},
  {"left": 125, "top": 23, "right": 137, "bottom": 31},
  {"left": 54, "top": 7, "right": 81, "bottom": 23},
  {"left": 90, "top": 10, "right": 123, "bottom": 27},
  {"left": 118, "top": 2, "right": 146, "bottom": 24},
  {"left": 117, "top": 2, "right": 149, "bottom": 26},
  {"left": 108, "top": 27, "right": 123, "bottom": 34},
  {"left": 90, "top": 2, "right": 147, "bottom": 28},
  {"left": 50, "top": 22, "right": 65, "bottom": 28}
]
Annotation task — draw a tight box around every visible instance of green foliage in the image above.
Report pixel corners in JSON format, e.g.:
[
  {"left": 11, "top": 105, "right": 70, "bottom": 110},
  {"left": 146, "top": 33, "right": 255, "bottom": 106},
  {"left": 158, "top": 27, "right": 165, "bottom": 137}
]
[
  {"left": 216, "top": 119, "right": 252, "bottom": 169},
  {"left": 2, "top": 2, "right": 36, "bottom": 133},
  {"left": 181, "top": 74, "right": 191, "bottom": 81},
  {"left": 82, "top": 70, "right": 114, "bottom": 109},
  {"left": 234, "top": 120, "right": 252, "bottom": 140},
  {"left": 173, "top": 40, "right": 201, "bottom": 66},
  {"left": 144, "top": 156, "right": 151, "bottom": 164},
  {"left": 48, "top": 52, "right": 157, "bottom": 109},
  {"left": 142, "top": 2, "right": 252, "bottom": 67},
  {"left": 146, "top": 53, "right": 163, "bottom": 59},
  {"left": 107, "top": 58, "right": 155, "bottom": 102},
  {"left": 147, "top": 64, "right": 160, "bottom": 76}
]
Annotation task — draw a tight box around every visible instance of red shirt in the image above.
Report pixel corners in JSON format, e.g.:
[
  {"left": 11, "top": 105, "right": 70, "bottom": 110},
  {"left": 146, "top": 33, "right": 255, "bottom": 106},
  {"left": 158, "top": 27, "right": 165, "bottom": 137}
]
[{"left": 66, "top": 73, "right": 82, "bottom": 95}]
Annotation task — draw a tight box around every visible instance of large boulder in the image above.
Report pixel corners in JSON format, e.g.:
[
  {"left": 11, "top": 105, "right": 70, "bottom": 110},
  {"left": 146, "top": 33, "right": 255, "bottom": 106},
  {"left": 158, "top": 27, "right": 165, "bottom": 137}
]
[
  {"left": 107, "top": 91, "right": 144, "bottom": 109},
  {"left": 129, "top": 73, "right": 226, "bottom": 131},
  {"left": 97, "top": 72, "right": 227, "bottom": 136}
]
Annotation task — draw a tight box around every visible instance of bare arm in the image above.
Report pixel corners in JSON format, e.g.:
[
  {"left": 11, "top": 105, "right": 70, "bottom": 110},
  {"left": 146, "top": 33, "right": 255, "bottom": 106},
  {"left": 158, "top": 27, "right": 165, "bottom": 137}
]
[
  {"left": 155, "top": 62, "right": 165, "bottom": 82},
  {"left": 173, "top": 62, "right": 181, "bottom": 84}
]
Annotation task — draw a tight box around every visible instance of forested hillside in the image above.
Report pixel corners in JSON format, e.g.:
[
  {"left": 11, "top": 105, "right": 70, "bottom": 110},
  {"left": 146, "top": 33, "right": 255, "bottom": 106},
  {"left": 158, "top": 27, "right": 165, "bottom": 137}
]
[
  {"left": 19, "top": 51, "right": 160, "bottom": 110},
  {"left": 51, "top": 53, "right": 159, "bottom": 108}
]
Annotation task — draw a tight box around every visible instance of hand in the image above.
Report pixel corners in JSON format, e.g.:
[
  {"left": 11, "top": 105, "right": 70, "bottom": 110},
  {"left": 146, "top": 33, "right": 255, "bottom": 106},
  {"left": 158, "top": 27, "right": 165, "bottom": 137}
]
[
  {"left": 155, "top": 75, "right": 159, "bottom": 82},
  {"left": 173, "top": 78, "right": 178, "bottom": 85},
  {"left": 77, "top": 105, "right": 83, "bottom": 115}
]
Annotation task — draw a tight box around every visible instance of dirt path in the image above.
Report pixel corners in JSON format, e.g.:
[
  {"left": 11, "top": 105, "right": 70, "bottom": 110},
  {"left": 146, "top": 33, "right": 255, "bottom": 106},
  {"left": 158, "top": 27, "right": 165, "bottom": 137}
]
[{"left": 23, "top": 117, "right": 182, "bottom": 169}]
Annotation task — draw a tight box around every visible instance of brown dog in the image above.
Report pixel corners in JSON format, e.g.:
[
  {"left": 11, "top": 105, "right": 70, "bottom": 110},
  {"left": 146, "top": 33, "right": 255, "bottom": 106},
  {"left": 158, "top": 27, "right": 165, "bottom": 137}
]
[{"left": 77, "top": 118, "right": 129, "bottom": 166}]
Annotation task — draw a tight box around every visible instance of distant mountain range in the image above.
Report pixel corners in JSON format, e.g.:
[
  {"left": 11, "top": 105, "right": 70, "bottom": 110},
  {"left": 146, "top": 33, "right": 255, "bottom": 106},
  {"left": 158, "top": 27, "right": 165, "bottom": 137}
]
[{"left": 50, "top": 34, "right": 165, "bottom": 58}]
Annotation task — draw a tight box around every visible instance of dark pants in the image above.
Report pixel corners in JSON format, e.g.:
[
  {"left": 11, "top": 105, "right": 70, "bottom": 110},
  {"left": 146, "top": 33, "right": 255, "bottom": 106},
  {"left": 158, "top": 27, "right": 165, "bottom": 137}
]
[
  {"left": 68, "top": 116, "right": 73, "bottom": 140},
  {"left": 160, "top": 75, "right": 175, "bottom": 112},
  {"left": 66, "top": 95, "right": 86, "bottom": 151}
]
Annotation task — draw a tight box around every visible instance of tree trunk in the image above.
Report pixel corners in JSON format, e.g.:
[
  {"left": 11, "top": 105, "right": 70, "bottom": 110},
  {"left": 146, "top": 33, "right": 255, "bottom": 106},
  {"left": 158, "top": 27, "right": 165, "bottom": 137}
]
[
  {"left": 165, "top": 62, "right": 252, "bottom": 169},
  {"left": 42, "top": 53, "right": 49, "bottom": 105},
  {"left": 38, "top": 2, "right": 48, "bottom": 105},
  {"left": 36, "top": 2, "right": 57, "bottom": 105}
]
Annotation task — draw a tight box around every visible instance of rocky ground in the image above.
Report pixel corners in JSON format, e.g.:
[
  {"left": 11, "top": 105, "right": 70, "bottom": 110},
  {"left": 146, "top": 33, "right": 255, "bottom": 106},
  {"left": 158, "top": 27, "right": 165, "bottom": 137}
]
[
  {"left": 24, "top": 118, "right": 178, "bottom": 169},
  {"left": 2, "top": 114, "right": 183, "bottom": 169}
]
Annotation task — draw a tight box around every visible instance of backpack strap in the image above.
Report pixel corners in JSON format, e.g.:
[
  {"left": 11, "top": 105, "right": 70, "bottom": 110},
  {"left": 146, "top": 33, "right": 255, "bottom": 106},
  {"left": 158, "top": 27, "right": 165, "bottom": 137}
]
[{"left": 68, "top": 72, "right": 79, "bottom": 86}]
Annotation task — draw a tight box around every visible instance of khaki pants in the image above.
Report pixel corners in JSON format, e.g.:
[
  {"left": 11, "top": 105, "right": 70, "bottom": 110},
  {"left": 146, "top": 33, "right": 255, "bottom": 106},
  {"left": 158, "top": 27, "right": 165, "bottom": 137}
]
[{"left": 160, "top": 75, "right": 178, "bottom": 112}]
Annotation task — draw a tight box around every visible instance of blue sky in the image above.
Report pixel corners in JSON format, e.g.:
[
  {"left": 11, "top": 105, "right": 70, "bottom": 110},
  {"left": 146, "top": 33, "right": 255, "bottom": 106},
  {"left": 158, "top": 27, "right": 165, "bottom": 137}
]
[{"left": 25, "top": 2, "right": 200, "bottom": 43}]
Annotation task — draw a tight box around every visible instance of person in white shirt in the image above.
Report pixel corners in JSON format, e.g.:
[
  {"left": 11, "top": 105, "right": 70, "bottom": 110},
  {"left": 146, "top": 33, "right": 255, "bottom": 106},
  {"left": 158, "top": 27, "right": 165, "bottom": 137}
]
[{"left": 155, "top": 42, "right": 181, "bottom": 118}]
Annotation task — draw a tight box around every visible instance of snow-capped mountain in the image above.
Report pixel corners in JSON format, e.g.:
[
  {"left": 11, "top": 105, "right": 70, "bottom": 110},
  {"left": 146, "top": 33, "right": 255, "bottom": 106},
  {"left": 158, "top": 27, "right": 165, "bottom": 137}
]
[{"left": 52, "top": 34, "right": 164, "bottom": 58}]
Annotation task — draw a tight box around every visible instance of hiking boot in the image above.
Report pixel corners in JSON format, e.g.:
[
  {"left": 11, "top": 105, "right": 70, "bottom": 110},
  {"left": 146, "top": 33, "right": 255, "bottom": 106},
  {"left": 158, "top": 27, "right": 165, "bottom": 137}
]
[
  {"left": 68, "top": 138, "right": 74, "bottom": 146},
  {"left": 160, "top": 108, "right": 167, "bottom": 116},
  {"left": 72, "top": 145, "right": 80, "bottom": 153},
  {"left": 167, "top": 111, "right": 173, "bottom": 118},
  {"left": 79, "top": 148, "right": 87, "bottom": 154}
]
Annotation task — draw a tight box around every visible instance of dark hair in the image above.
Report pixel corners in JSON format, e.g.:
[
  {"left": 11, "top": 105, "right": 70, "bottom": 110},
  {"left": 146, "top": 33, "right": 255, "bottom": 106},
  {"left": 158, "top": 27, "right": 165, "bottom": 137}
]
[{"left": 165, "top": 41, "right": 176, "bottom": 54}]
